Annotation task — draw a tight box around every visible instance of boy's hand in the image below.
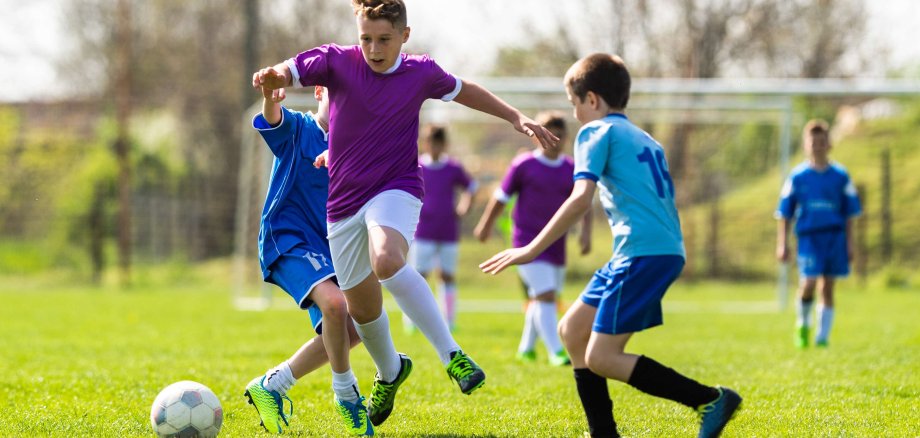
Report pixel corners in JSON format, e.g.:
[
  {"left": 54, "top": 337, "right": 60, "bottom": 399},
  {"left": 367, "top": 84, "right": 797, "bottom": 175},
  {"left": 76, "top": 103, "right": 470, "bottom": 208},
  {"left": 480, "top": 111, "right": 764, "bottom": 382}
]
[
  {"left": 514, "top": 116, "right": 559, "bottom": 150},
  {"left": 480, "top": 246, "right": 535, "bottom": 275},
  {"left": 776, "top": 244, "right": 788, "bottom": 263},
  {"left": 314, "top": 150, "right": 329, "bottom": 168},
  {"left": 253, "top": 66, "right": 289, "bottom": 91},
  {"left": 262, "top": 86, "right": 286, "bottom": 102}
]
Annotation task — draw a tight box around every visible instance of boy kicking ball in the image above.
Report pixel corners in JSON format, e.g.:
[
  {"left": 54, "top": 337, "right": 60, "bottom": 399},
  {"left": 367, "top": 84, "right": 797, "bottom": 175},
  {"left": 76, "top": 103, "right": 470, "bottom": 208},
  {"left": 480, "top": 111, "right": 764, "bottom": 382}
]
[{"left": 481, "top": 53, "right": 741, "bottom": 438}]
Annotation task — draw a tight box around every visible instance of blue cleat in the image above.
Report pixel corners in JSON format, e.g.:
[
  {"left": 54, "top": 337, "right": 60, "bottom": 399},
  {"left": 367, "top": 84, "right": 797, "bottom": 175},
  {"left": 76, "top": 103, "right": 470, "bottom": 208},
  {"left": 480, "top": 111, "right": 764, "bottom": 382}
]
[{"left": 697, "top": 386, "right": 742, "bottom": 438}]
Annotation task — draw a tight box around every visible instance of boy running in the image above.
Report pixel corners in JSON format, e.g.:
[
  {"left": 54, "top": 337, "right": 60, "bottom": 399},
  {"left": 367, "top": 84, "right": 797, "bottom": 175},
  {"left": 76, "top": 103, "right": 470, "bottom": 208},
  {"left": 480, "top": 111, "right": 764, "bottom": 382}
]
[
  {"left": 407, "top": 124, "right": 477, "bottom": 332},
  {"left": 776, "top": 119, "right": 861, "bottom": 348},
  {"left": 244, "top": 84, "right": 372, "bottom": 435},
  {"left": 252, "top": 0, "right": 558, "bottom": 427},
  {"left": 481, "top": 54, "right": 741, "bottom": 438},
  {"left": 474, "top": 111, "right": 591, "bottom": 366}
]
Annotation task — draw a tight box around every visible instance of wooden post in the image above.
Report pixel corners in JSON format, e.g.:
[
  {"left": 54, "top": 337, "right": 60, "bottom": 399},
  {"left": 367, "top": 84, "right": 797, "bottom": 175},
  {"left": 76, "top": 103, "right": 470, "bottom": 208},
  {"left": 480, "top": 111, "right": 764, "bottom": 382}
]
[
  {"left": 880, "top": 147, "right": 892, "bottom": 264},
  {"left": 855, "top": 183, "right": 868, "bottom": 286},
  {"left": 114, "top": 0, "right": 133, "bottom": 287}
]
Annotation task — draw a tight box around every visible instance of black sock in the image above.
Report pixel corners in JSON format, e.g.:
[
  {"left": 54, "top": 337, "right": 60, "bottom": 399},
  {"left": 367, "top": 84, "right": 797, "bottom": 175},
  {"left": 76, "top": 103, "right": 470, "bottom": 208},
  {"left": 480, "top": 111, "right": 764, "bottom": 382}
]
[
  {"left": 574, "top": 368, "right": 619, "bottom": 437},
  {"left": 626, "top": 355, "right": 719, "bottom": 408}
]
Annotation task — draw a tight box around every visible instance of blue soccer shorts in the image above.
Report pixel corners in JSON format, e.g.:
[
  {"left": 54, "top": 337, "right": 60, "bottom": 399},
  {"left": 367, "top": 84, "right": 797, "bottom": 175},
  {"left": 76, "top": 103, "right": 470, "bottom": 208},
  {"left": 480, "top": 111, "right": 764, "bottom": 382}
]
[
  {"left": 267, "top": 246, "right": 337, "bottom": 335},
  {"left": 579, "top": 255, "right": 685, "bottom": 335},
  {"left": 797, "top": 229, "right": 849, "bottom": 278}
]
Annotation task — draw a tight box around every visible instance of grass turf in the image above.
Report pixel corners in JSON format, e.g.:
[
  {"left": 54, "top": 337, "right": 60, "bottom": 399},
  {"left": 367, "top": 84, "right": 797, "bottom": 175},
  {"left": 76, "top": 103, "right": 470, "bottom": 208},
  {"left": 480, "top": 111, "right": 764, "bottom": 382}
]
[{"left": 1, "top": 266, "right": 918, "bottom": 436}]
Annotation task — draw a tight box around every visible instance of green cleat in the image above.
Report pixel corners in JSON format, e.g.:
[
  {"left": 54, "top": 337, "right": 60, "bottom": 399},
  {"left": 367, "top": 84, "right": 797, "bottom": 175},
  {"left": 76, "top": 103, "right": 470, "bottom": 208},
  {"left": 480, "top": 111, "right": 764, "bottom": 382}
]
[
  {"left": 697, "top": 386, "right": 742, "bottom": 438},
  {"left": 516, "top": 349, "right": 537, "bottom": 363},
  {"left": 335, "top": 395, "right": 374, "bottom": 436},
  {"left": 244, "top": 376, "right": 293, "bottom": 434},
  {"left": 446, "top": 350, "right": 486, "bottom": 394},
  {"left": 549, "top": 349, "right": 571, "bottom": 367},
  {"left": 368, "top": 353, "right": 413, "bottom": 426},
  {"left": 795, "top": 325, "right": 809, "bottom": 349}
]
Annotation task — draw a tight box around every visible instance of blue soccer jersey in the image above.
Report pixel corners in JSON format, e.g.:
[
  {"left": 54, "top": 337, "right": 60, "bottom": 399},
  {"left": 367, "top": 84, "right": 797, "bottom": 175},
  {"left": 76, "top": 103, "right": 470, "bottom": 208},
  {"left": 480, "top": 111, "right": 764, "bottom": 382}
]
[
  {"left": 573, "top": 114, "right": 685, "bottom": 260},
  {"left": 253, "top": 106, "right": 332, "bottom": 280},
  {"left": 775, "top": 162, "right": 862, "bottom": 235}
]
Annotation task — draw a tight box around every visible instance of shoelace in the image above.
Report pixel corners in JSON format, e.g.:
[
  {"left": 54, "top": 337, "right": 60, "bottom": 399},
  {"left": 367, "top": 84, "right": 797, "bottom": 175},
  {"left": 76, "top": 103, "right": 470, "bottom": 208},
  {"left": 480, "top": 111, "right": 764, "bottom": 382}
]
[
  {"left": 696, "top": 391, "right": 722, "bottom": 424},
  {"left": 338, "top": 396, "right": 368, "bottom": 429},
  {"left": 370, "top": 379, "right": 394, "bottom": 407},
  {"left": 279, "top": 394, "right": 294, "bottom": 425},
  {"left": 448, "top": 354, "right": 474, "bottom": 378}
]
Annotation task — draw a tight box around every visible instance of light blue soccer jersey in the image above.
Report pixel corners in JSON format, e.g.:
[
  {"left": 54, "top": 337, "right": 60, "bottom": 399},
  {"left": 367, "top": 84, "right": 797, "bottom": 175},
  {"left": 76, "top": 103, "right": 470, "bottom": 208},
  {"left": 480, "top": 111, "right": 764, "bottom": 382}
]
[
  {"left": 775, "top": 161, "right": 862, "bottom": 235},
  {"left": 253, "top": 107, "right": 331, "bottom": 280},
  {"left": 573, "top": 113, "right": 685, "bottom": 260}
]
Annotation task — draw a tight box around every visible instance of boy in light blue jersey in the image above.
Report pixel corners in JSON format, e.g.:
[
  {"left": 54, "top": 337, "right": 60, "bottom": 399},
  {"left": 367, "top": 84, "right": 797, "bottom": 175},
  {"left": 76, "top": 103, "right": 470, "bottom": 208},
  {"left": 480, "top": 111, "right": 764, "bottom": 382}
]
[
  {"left": 481, "top": 53, "right": 740, "bottom": 438},
  {"left": 776, "top": 119, "right": 861, "bottom": 348},
  {"left": 243, "top": 84, "right": 372, "bottom": 436}
]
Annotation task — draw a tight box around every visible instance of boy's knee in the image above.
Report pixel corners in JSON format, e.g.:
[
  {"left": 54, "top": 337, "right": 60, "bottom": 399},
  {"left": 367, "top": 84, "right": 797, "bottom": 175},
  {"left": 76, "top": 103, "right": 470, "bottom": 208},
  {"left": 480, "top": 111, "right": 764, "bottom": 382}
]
[
  {"left": 440, "top": 272, "right": 455, "bottom": 284},
  {"left": 316, "top": 292, "right": 347, "bottom": 322},
  {"left": 372, "top": 251, "right": 406, "bottom": 280}
]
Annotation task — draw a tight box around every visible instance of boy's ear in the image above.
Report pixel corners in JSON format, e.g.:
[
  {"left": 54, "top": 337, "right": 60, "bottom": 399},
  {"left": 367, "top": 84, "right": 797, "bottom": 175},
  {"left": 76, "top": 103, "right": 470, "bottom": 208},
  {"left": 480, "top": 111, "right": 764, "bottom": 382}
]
[
  {"left": 587, "top": 91, "right": 599, "bottom": 110},
  {"left": 402, "top": 26, "right": 411, "bottom": 43}
]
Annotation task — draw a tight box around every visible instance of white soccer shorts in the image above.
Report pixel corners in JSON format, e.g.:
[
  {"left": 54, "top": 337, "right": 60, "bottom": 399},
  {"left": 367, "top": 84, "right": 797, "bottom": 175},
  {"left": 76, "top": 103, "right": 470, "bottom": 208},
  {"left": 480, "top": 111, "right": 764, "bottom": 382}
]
[
  {"left": 409, "top": 239, "right": 460, "bottom": 275},
  {"left": 518, "top": 261, "right": 566, "bottom": 297},
  {"left": 327, "top": 190, "right": 422, "bottom": 290}
]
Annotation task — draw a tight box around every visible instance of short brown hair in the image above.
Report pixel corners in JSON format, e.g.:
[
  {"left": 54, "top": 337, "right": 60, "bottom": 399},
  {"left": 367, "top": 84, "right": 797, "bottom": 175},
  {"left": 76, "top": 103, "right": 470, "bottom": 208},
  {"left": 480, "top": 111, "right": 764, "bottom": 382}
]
[
  {"left": 804, "top": 119, "right": 830, "bottom": 136},
  {"left": 535, "top": 111, "right": 567, "bottom": 132},
  {"left": 352, "top": 0, "right": 407, "bottom": 29},
  {"left": 564, "top": 53, "right": 630, "bottom": 109},
  {"left": 425, "top": 124, "right": 447, "bottom": 144}
]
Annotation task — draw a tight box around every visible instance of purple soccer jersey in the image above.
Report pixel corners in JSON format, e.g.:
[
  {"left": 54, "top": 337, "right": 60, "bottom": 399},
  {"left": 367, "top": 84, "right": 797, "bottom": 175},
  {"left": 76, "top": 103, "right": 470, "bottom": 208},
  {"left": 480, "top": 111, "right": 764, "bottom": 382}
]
[
  {"left": 498, "top": 151, "right": 575, "bottom": 266},
  {"left": 286, "top": 44, "right": 462, "bottom": 222},
  {"left": 415, "top": 155, "right": 475, "bottom": 242}
]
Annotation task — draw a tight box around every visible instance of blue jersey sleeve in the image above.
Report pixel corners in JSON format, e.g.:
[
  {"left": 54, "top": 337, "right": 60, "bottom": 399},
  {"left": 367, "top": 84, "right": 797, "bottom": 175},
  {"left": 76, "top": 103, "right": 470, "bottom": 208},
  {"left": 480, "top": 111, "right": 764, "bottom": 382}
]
[
  {"left": 253, "top": 106, "right": 299, "bottom": 158},
  {"left": 775, "top": 176, "right": 796, "bottom": 219},
  {"left": 574, "top": 122, "right": 609, "bottom": 182},
  {"left": 842, "top": 174, "right": 862, "bottom": 218}
]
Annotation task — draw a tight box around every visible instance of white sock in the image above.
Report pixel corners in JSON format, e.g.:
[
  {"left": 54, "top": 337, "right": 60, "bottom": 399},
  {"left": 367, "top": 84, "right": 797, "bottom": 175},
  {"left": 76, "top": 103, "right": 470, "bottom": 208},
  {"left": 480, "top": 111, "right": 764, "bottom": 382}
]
[
  {"left": 381, "top": 265, "right": 459, "bottom": 365},
  {"left": 816, "top": 305, "right": 835, "bottom": 342},
  {"left": 402, "top": 311, "right": 416, "bottom": 330},
  {"left": 332, "top": 369, "right": 360, "bottom": 403},
  {"left": 263, "top": 361, "right": 296, "bottom": 395},
  {"left": 534, "top": 301, "right": 563, "bottom": 355},
  {"left": 441, "top": 282, "right": 457, "bottom": 327},
  {"left": 354, "top": 311, "right": 402, "bottom": 382},
  {"left": 797, "top": 298, "right": 814, "bottom": 328},
  {"left": 518, "top": 301, "right": 538, "bottom": 353}
]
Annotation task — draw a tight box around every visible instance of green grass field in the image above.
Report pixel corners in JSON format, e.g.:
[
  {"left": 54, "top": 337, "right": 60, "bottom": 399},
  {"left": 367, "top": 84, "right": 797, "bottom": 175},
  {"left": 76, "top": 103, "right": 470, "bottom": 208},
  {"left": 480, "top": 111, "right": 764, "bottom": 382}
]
[{"left": 1, "top": 254, "right": 919, "bottom": 437}]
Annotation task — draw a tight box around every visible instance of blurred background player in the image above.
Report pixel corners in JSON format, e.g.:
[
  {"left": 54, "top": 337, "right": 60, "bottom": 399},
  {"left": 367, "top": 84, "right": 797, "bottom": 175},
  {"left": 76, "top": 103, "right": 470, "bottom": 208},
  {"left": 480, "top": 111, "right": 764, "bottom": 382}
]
[
  {"left": 244, "top": 84, "right": 372, "bottom": 435},
  {"left": 481, "top": 53, "right": 741, "bottom": 438},
  {"left": 474, "top": 111, "right": 592, "bottom": 366},
  {"left": 406, "top": 124, "right": 478, "bottom": 332},
  {"left": 776, "top": 119, "right": 862, "bottom": 348}
]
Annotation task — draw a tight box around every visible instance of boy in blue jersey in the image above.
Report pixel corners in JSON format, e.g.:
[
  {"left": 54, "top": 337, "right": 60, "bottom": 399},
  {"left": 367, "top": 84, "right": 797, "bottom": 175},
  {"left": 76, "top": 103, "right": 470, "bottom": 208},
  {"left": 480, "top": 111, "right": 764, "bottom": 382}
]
[
  {"left": 243, "top": 83, "right": 373, "bottom": 436},
  {"left": 481, "top": 54, "right": 741, "bottom": 438},
  {"left": 776, "top": 119, "right": 861, "bottom": 349}
]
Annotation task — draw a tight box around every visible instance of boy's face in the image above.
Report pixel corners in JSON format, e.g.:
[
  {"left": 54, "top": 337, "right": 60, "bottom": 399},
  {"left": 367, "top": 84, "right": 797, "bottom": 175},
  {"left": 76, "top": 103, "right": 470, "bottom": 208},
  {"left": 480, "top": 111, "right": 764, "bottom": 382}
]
[
  {"left": 804, "top": 131, "right": 830, "bottom": 160},
  {"left": 566, "top": 88, "right": 599, "bottom": 124},
  {"left": 356, "top": 15, "right": 409, "bottom": 73},
  {"left": 426, "top": 139, "right": 446, "bottom": 157}
]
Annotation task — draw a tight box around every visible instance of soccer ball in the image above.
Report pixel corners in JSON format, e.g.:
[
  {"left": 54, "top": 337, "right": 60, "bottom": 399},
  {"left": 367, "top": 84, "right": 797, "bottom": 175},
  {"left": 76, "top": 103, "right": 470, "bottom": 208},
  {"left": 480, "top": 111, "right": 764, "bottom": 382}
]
[{"left": 150, "top": 380, "right": 223, "bottom": 438}]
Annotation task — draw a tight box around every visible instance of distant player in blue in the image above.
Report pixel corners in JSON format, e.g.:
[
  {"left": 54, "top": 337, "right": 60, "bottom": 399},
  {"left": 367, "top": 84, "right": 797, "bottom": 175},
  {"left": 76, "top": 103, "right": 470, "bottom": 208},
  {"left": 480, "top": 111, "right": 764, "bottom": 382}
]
[
  {"left": 776, "top": 119, "right": 861, "bottom": 349},
  {"left": 243, "top": 84, "right": 373, "bottom": 436},
  {"left": 481, "top": 54, "right": 741, "bottom": 438}
]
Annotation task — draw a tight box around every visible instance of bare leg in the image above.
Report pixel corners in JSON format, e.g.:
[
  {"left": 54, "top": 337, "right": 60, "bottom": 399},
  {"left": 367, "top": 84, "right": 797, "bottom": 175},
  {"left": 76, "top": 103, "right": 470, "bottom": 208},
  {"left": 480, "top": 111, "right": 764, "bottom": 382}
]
[{"left": 287, "top": 319, "right": 362, "bottom": 379}]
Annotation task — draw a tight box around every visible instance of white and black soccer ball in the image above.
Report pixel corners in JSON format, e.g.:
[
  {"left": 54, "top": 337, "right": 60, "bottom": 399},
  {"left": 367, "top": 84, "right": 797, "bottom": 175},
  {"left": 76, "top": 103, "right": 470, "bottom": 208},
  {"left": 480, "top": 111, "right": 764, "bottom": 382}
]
[{"left": 150, "top": 380, "right": 223, "bottom": 438}]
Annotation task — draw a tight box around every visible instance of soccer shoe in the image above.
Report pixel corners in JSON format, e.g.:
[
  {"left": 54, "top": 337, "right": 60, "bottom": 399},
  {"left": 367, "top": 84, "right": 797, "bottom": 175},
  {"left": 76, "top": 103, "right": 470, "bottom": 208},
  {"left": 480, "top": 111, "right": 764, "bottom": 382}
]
[
  {"left": 795, "top": 325, "right": 809, "bottom": 349},
  {"left": 446, "top": 350, "right": 486, "bottom": 394},
  {"left": 549, "top": 349, "right": 572, "bottom": 367},
  {"left": 335, "top": 395, "right": 374, "bottom": 436},
  {"left": 815, "top": 338, "right": 829, "bottom": 348},
  {"left": 368, "top": 353, "right": 413, "bottom": 427},
  {"left": 697, "top": 386, "right": 742, "bottom": 438},
  {"left": 516, "top": 350, "right": 537, "bottom": 363},
  {"left": 244, "top": 376, "right": 293, "bottom": 434}
]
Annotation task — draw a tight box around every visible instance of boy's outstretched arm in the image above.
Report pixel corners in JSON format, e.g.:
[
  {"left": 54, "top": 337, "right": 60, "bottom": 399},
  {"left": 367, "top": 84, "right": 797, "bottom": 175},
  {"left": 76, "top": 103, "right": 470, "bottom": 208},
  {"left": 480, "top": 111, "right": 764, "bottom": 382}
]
[
  {"left": 776, "top": 218, "right": 791, "bottom": 262},
  {"left": 252, "top": 62, "right": 293, "bottom": 91},
  {"left": 481, "top": 179, "right": 596, "bottom": 274},
  {"left": 473, "top": 196, "right": 506, "bottom": 242},
  {"left": 453, "top": 79, "right": 559, "bottom": 150},
  {"left": 260, "top": 85, "right": 286, "bottom": 126}
]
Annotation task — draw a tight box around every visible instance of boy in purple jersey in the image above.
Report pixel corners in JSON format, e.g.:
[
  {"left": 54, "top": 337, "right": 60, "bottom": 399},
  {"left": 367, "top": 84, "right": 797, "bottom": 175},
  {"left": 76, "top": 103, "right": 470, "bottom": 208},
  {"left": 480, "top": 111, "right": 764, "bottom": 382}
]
[
  {"left": 474, "top": 112, "right": 592, "bottom": 366},
  {"left": 776, "top": 119, "right": 861, "bottom": 348},
  {"left": 252, "top": 0, "right": 558, "bottom": 427},
  {"left": 406, "top": 124, "right": 477, "bottom": 332}
]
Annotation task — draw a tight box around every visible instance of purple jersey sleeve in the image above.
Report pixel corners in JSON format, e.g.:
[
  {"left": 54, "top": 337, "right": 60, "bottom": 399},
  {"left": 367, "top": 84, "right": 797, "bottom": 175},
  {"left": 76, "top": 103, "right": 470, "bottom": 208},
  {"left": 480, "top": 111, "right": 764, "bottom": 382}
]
[
  {"left": 499, "top": 156, "right": 525, "bottom": 199},
  {"left": 423, "top": 57, "right": 462, "bottom": 101},
  {"left": 456, "top": 164, "right": 474, "bottom": 190},
  {"left": 287, "top": 44, "right": 344, "bottom": 88}
]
